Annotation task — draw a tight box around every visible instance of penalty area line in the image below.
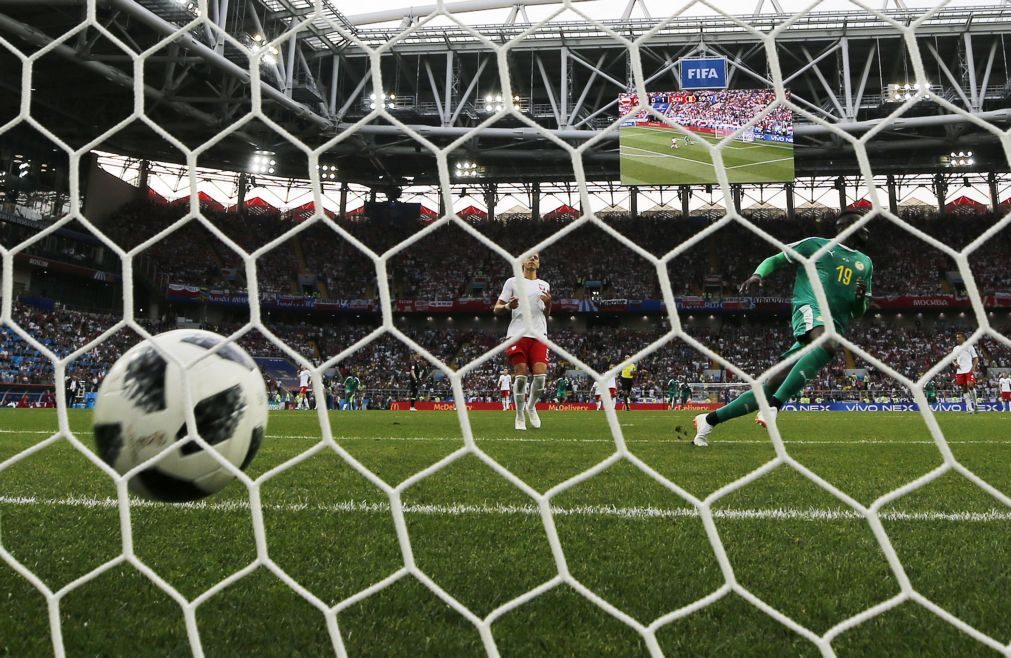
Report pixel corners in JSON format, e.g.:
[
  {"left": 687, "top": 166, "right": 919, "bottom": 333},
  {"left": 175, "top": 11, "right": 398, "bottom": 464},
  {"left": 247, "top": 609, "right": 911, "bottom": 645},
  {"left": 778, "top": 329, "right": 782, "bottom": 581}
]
[{"left": 0, "top": 495, "right": 1008, "bottom": 523}]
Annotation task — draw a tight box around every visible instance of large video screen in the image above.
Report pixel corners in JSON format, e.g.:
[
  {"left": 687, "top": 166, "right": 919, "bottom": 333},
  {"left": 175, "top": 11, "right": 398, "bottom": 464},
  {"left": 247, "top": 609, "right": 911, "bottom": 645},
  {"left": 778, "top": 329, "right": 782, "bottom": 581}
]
[{"left": 618, "top": 90, "right": 794, "bottom": 185}]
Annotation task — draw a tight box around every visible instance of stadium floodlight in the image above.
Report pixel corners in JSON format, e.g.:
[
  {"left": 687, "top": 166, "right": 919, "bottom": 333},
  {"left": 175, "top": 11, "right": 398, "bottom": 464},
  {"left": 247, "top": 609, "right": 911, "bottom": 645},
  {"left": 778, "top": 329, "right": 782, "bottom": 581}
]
[
  {"left": 369, "top": 92, "right": 396, "bottom": 110},
  {"left": 318, "top": 163, "right": 338, "bottom": 180},
  {"left": 454, "top": 161, "right": 480, "bottom": 178},
  {"left": 886, "top": 81, "right": 931, "bottom": 103},
  {"left": 17, "top": 161, "right": 30, "bottom": 178},
  {"left": 175, "top": 0, "right": 199, "bottom": 16},
  {"left": 250, "top": 39, "right": 279, "bottom": 66},
  {"left": 945, "top": 151, "right": 977, "bottom": 168},
  {"left": 250, "top": 150, "right": 276, "bottom": 175},
  {"left": 482, "top": 93, "right": 520, "bottom": 112}
]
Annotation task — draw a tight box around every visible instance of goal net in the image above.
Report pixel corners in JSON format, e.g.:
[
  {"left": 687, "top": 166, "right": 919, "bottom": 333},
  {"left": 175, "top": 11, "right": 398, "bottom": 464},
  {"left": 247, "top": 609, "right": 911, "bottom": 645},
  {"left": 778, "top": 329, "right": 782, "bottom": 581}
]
[{"left": 1, "top": 0, "right": 1009, "bottom": 656}]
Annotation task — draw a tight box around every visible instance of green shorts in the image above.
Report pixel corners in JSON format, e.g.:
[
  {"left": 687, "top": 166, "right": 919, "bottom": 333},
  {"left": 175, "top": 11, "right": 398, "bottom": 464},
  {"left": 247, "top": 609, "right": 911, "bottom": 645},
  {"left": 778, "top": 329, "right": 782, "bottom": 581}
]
[
  {"left": 791, "top": 303, "right": 847, "bottom": 340},
  {"left": 791, "top": 303, "right": 825, "bottom": 337}
]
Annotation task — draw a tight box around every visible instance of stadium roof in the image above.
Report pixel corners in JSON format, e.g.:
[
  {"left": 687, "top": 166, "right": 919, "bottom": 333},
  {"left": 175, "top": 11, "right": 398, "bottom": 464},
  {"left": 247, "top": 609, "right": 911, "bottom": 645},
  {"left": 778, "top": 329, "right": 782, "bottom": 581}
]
[{"left": 0, "top": 0, "right": 1009, "bottom": 191}]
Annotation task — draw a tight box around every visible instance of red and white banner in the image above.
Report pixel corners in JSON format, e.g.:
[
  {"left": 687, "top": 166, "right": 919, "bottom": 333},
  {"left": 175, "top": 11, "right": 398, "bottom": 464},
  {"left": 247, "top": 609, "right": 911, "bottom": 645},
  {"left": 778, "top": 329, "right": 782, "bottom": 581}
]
[{"left": 17, "top": 253, "right": 120, "bottom": 282}]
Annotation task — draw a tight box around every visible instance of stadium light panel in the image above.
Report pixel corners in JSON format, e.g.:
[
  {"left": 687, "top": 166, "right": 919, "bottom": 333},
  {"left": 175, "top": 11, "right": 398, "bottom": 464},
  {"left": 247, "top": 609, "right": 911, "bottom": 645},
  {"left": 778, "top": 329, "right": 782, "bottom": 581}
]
[
  {"left": 317, "top": 163, "right": 339, "bottom": 180},
  {"left": 250, "top": 150, "right": 276, "bottom": 175},
  {"left": 369, "top": 91, "right": 396, "bottom": 110},
  {"left": 454, "top": 161, "right": 480, "bottom": 178},
  {"left": 481, "top": 93, "right": 518, "bottom": 112}
]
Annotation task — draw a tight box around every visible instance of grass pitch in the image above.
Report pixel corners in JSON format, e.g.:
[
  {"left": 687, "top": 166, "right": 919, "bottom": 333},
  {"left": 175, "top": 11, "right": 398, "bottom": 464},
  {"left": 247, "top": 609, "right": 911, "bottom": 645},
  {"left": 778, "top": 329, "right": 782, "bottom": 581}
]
[
  {"left": 0, "top": 408, "right": 1008, "bottom": 657},
  {"left": 619, "top": 126, "right": 795, "bottom": 185}
]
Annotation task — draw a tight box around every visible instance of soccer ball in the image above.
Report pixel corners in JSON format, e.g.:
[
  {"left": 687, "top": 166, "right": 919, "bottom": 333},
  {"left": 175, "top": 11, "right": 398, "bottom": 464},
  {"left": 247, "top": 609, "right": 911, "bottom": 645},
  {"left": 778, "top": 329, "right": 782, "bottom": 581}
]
[{"left": 92, "top": 329, "right": 268, "bottom": 502}]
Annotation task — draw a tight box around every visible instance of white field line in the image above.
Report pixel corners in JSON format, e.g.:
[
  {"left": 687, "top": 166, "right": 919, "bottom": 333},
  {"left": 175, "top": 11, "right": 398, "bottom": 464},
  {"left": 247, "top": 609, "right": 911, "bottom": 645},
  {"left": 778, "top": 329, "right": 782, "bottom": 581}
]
[
  {"left": 725, "top": 156, "right": 795, "bottom": 169},
  {"left": 619, "top": 145, "right": 711, "bottom": 164},
  {"left": 0, "top": 495, "right": 1008, "bottom": 523},
  {"left": 0, "top": 429, "right": 1007, "bottom": 445},
  {"left": 619, "top": 145, "right": 793, "bottom": 171}
]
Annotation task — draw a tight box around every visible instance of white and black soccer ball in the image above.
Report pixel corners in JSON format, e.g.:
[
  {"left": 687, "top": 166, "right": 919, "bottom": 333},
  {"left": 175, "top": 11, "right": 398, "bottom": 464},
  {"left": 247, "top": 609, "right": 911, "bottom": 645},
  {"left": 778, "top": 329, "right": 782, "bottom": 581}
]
[{"left": 93, "top": 329, "right": 268, "bottom": 502}]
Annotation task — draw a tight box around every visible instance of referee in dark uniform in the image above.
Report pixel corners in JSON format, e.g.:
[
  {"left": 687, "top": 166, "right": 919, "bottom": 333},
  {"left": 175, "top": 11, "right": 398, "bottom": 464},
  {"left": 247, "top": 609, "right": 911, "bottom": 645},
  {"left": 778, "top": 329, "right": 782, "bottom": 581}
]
[{"left": 409, "top": 355, "right": 425, "bottom": 411}]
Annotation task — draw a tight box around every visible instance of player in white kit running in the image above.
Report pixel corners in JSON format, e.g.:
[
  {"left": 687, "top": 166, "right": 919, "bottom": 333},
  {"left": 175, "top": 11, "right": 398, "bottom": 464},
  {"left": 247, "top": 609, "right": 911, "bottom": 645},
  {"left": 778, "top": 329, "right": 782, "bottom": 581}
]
[
  {"left": 494, "top": 253, "right": 551, "bottom": 431},
  {"left": 952, "top": 333, "right": 980, "bottom": 413}
]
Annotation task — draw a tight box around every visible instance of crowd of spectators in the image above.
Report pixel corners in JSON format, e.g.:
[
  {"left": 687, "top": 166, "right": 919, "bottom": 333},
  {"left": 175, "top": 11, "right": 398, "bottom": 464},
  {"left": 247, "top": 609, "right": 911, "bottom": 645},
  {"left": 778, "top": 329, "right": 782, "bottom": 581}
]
[
  {"left": 665, "top": 90, "right": 794, "bottom": 138},
  {"left": 3, "top": 203, "right": 1009, "bottom": 406},
  {"left": 3, "top": 294, "right": 1010, "bottom": 406},
  {"left": 0, "top": 302, "right": 170, "bottom": 390},
  {"left": 7, "top": 202, "right": 1008, "bottom": 306},
  {"left": 621, "top": 90, "right": 793, "bottom": 138}
]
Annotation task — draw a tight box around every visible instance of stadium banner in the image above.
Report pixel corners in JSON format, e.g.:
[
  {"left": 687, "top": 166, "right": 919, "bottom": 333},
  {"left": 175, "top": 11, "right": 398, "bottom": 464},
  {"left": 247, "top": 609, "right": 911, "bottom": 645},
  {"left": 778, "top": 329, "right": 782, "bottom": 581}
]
[
  {"left": 871, "top": 294, "right": 1011, "bottom": 310},
  {"left": 15, "top": 253, "right": 120, "bottom": 282},
  {"left": 166, "top": 285, "right": 381, "bottom": 311},
  {"left": 781, "top": 402, "right": 1005, "bottom": 412},
  {"left": 994, "top": 292, "right": 1011, "bottom": 307},
  {"left": 679, "top": 57, "right": 728, "bottom": 89},
  {"left": 873, "top": 294, "right": 970, "bottom": 309},
  {"left": 389, "top": 401, "right": 721, "bottom": 411},
  {"left": 618, "top": 89, "right": 794, "bottom": 185},
  {"left": 166, "top": 286, "right": 1009, "bottom": 314}
]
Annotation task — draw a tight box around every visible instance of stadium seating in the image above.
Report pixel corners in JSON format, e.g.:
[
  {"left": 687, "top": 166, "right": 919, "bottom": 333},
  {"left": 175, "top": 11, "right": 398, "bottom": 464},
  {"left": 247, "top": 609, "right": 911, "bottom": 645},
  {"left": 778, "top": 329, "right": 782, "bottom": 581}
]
[{"left": 3, "top": 204, "right": 1010, "bottom": 404}]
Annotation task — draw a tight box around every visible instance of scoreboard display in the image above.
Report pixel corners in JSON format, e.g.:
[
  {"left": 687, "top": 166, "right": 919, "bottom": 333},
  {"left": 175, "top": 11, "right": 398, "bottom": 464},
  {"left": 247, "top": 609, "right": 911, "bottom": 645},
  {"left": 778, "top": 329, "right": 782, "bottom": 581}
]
[{"left": 618, "top": 89, "right": 795, "bottom": 185}]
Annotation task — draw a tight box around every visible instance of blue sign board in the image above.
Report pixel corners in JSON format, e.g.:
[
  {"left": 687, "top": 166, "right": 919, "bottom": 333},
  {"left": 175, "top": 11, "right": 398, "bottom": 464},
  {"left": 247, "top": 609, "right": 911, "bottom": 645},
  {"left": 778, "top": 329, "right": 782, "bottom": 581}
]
[{"left": 679, "top": 57, "right": 728, "bottom": 89}]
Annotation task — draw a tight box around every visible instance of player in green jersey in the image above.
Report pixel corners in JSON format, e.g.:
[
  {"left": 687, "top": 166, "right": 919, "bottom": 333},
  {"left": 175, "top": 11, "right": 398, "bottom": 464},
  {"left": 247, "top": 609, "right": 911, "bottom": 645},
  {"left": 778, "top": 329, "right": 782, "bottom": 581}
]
[
  {"left": 924, "top": 379, "right": 938, "bottom": 404},
  {"left": 667, "top": 378, "right": 679, "bottom": 409},
  {"left": 691, "top": 212, "right": 873, "bottom": 447},
  {"left": 344, "top": 373, "right": 362, "bottom": 411},
  {"left": 679, "top": 381, "right": 692, "bottom": 405},
  {"left": 554, "top": 375, "right": 571, "bottom": 406}
]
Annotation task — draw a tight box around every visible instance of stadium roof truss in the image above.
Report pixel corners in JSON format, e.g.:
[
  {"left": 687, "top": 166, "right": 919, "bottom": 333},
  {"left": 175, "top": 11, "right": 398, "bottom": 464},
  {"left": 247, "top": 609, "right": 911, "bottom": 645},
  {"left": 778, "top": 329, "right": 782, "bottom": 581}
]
[{"left": 0, "top": 1, "right": 1009, "bottom": 187}]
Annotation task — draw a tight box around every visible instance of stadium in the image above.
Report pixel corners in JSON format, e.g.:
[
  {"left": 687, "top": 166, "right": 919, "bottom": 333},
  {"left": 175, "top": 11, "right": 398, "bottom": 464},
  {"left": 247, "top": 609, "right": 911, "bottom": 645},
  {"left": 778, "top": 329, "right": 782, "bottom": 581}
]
[{"left": 0, "top": 0, "right": 1010, "bottom": 656}]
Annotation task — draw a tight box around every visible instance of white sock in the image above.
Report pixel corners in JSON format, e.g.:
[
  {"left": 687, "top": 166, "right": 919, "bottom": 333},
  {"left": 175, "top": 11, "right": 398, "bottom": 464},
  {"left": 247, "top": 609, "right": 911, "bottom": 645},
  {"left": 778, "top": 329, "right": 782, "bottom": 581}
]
[
  {"left": 527, "top": 375, "right": 546, "bottom": 410},
  {"left": 596, "top": 399, "right": 602, "bottom": 410},
  {"left": 513, "top": 376, "right": 527, "bottom": 419},
  {"left": 971, "top": 389, "right": 979, "bottom": 410}
]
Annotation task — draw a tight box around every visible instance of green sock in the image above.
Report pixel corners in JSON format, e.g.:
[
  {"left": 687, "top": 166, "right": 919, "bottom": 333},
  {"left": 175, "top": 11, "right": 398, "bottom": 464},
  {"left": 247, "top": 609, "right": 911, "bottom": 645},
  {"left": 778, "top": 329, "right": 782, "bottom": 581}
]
[
  {"left": 713, "top": 384, "right": 772, "bottom": 424},
  {"left": 771, "top": 346, "right": 834, "bottom": 405}
]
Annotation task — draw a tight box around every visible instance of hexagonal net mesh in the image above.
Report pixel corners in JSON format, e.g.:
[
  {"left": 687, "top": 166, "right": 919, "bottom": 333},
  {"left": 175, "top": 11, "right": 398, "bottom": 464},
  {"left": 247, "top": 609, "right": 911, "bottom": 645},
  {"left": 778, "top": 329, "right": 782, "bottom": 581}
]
[{"left": 1, "top": 0, "right": 1010, "bottom": 656}]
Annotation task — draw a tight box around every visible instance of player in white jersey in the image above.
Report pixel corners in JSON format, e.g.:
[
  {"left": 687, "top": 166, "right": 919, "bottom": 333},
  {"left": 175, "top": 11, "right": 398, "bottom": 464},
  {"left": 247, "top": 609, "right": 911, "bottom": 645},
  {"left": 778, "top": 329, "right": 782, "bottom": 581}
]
[
  {"left": 496, "top": 370, "right": 513, "bottom": 411},
  {"left": 494, "top": 253, "right": 551, "bottom": 430},
  {"left": 297, "top": 367, "right": 311, "bottom": 410},
  {"left": 952, "top": 333, "right": 980, "bottom": 413},
  {"left": 998, "top": 374, "right": 1010, "bottom": 412},
  {"left": 592, "top": 372, "right": 618, "bottom": 411}
]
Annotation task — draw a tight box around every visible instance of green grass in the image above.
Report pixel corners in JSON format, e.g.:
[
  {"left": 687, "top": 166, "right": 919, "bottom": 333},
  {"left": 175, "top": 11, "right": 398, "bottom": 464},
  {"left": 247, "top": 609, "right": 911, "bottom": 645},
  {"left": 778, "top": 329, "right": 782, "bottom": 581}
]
[
  {"left": 619, "top": 125, "right": 795, "bottom": 185},
  {"left": 1, "top": 408, "right": 1009, "bottom": 657}
]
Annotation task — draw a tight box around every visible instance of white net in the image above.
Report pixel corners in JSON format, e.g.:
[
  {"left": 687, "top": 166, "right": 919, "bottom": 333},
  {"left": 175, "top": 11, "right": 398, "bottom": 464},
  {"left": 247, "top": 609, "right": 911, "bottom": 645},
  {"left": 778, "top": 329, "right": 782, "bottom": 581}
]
[{"left": 1, "top": 0, "right": 1010, "bottom": 656}]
